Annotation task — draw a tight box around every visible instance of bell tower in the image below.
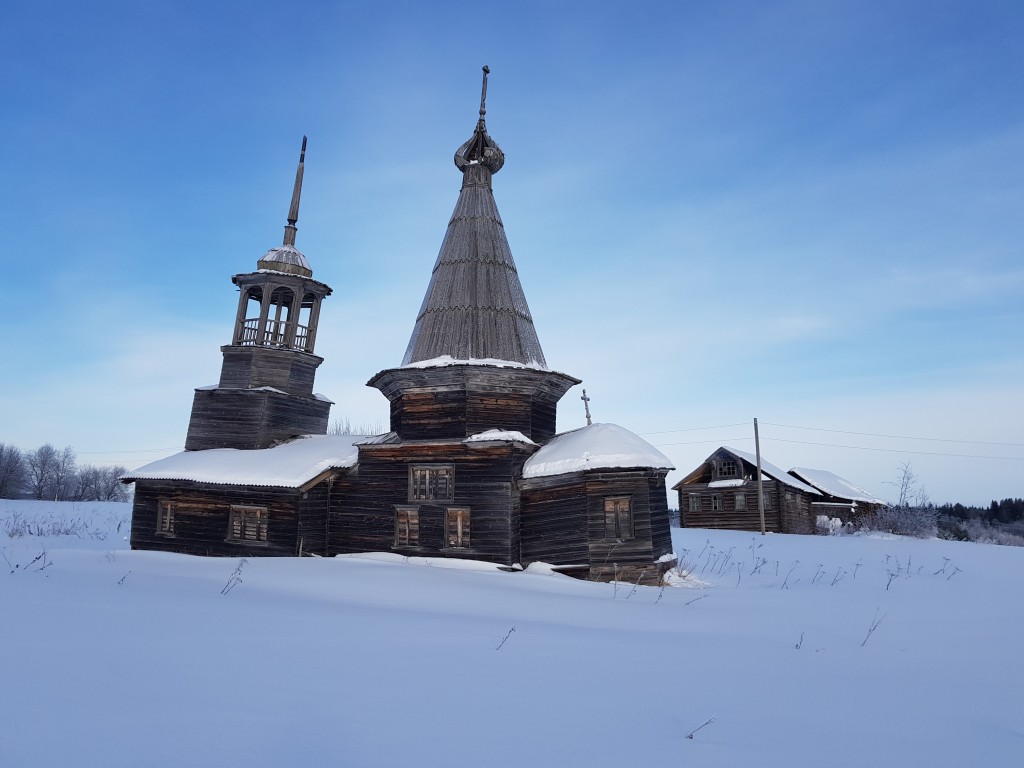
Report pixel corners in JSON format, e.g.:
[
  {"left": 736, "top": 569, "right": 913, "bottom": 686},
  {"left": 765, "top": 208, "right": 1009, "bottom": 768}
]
[{"left": 185, "top": 138, "right": 334, "bottom": 451}]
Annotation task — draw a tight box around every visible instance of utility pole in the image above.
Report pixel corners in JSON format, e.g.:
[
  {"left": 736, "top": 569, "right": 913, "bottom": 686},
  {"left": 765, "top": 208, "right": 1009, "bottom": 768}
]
[{"left": 754, "top": 417, "right": 766, "bottom": 535}]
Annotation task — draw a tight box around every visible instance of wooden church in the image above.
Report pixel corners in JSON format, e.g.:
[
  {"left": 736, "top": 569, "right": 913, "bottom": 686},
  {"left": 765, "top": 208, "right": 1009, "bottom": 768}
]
[{"left": 124, "top": 69, "right": 676, "bottom": 584}]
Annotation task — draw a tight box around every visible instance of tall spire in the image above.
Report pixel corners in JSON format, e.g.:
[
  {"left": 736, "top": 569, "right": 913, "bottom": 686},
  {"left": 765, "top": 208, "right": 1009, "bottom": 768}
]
[
  {"left": 402, "top": 68, "right": 547, "bottom": 367},
  {"left": 283, "top": 135, "right": 306, "bottom": 247},
  {"left": 477, "top": 65, "right": 489, "bottom": 128},
  {"left": 257, "top": 136, "right": 313, "bottom": 277}
]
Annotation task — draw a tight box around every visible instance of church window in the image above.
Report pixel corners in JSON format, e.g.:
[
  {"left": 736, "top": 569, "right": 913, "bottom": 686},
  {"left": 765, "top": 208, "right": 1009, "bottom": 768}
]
[
  {"left": 445, "top": 507, "right": 471, "bottom": 548},
  {"left": 156, "top": 501, "right": 175, "bottom": 535},
  {"left": 604, "top": 496, "right": 633, "bottom": 540},
  {"left": 688, "top": 493, "right": 700, "bottom": 512},
  {"left": 228, "top": 506, "right": 268, "bottom": 542},
  {"left": 409, "top": 465, "right": 454, "bottom": 502},
  {"left": 394, "top": 506, "right": 419, "bottom": 547}
]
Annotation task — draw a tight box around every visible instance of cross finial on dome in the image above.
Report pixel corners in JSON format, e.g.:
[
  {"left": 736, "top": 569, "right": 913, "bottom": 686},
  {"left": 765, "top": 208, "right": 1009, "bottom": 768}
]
[
  {"left": 478, "top": 65, "right": 490, "bottom": 127},
  {"left": 454, "top": 66, "right": 504, "bottom": 174},
  {"left": 283, "top": 135, "right": 306, "bottom": 245}
]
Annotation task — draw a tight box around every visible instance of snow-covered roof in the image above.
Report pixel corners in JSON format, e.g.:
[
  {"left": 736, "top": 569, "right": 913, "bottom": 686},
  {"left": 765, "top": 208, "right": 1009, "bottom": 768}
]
[
  {"left": 523, "top": 423, "right": 674, "bottom": 479},
  {"left": 121, "top": 435, "right": 364, "bottom": 489},
  {"left": 789, "top": 467, "right": 885, "bottom": 504},
  {"left": 464, "top": 429, "right": 537, "bottom": 446},
  {"left": 708, "top": 478, "right": 744, "bottom": 488},
  {"left": 722, "top": 447, "right": 821, "bottom": 495},
  {"left": 399, "top": 355, "right": 550, "bottom": 372}
]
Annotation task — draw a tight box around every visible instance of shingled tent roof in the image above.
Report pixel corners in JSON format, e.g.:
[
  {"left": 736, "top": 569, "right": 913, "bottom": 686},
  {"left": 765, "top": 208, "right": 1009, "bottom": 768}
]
[{"left": 402, "top": 67, "right": 548, "bottom": 369}]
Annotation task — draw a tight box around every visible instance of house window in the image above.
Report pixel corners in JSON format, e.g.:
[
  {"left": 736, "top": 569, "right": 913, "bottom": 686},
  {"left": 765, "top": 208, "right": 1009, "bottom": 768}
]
[
  {"left": 604, "top": 496, "right": 633, "bottom": 539},
  {"left": 715, "top": 459, "right": 739, "bottom": 479},
  {"left": 228, "top": 506, "right": 268, "bottom": 542},
  {"left": 711, "top": 494, "right": 722, "bottom": 512},
  {"left": 735, "top": 493, "right": 746, "bottom": 511},
  {"left": 157, "top": 501, "right": 175, "bottom": 535},
  {"left": 445, "top": 507, "right": 471, "bottom": 548},
  {"left": 688, "top": 493, "right": 700, "bottom": 512},
  {"left": 763, "top": 493, "right": 772, "bottom": 510},
  {"left": 409, "top": 465, "right": 454, "bottom": 501},
  {"left": 394, "top": 506, "right": 419, "bottom": 547}
]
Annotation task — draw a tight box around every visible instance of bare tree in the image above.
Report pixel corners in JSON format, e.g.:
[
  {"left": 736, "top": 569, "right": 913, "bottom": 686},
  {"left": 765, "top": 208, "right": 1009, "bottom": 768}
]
[
  {"left": 329, "top": 416, "right": 385, "bottom": 436},
  {"left": 872, "top": 461, "right": 937, "bottom": 537},
  {"left": 0, "top": 442, "right": 27, "bottom": 498},
  {"left": 74, "top": 464, "right": 130, "bottom": 502},
  {"left": 51, "top": 445, "right": 77, "bottom": 501},
  {"left": 25, "top": 443, "right": 59, "bottom": 500}
]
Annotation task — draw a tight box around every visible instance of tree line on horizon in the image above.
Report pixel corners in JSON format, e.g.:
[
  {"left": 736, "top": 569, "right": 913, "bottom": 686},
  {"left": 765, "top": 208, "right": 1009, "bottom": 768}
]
[{"left": 0, "top": 442, "right": 130, "bottom": 502}]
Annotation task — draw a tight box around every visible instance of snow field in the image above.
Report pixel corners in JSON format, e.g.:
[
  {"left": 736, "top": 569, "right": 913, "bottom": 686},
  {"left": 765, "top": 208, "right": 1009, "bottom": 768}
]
[{"left": 2, "top": 500, "right": 1022, "bottom": 767}]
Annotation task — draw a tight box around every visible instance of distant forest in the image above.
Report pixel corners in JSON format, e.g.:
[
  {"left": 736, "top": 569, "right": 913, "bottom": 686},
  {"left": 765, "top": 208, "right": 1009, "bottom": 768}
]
[
  {"left": 0, "top": 442, "right": 129, "bottom": 502},
  {"left": 936, "top": 498, "right": 1024, "bottom": 524}
]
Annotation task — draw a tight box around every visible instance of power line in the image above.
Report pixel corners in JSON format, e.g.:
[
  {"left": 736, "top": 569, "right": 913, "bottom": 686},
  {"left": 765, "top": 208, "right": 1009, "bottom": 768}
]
[
  {"left": 760, "top": 422, "right": 1024, "bottom": 447},
  {"left": 652, "top": 437, "right": 753, "bottom": 448},
  {"left": 77, "top": 448, "right": 182, "bottom": 455},
  {"left": 640, "top": 422, "right": 749, "bottom": 436},
  {"left": 762, "top": 436, "right": 1024, "bottom": 461}
]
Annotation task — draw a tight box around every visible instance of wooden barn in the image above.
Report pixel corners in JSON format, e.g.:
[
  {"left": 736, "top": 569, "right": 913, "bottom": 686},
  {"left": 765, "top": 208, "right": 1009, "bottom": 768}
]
[
  {"left": 124, "top": 68, "right": 677, "bottom": 583},
  {"left": 789, "top": 467, "right": 886, "bottom": 525},
  {"left": 673, "top": 446, "right": 821, "bottom": 534}
]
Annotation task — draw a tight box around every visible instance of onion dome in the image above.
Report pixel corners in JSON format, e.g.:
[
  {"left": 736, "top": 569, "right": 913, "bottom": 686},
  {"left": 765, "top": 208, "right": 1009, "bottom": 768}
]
[{"left": 453, "top": 65, "right": 505, "bottom": 174}]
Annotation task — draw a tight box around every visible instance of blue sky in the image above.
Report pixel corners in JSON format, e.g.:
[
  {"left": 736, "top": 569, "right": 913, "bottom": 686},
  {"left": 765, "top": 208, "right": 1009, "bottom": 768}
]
[{"left": 2, "top": 0, "right": 1021, "bottom": 505}]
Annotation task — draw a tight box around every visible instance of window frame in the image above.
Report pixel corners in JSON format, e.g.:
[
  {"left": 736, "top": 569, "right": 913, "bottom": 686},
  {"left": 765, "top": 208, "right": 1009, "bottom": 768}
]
[
  {"left": 734, "top": 492, "right": 746, "bottom": 511},
  {"left": 603, "top": 496, "right": 634, "bottom": 540},
  {"left": 711, "top": 494, "right": 722, "bottom": 512},
  {"left": 715, "top": 459, "right": 739, "bottom": 480},
  {"left": 408, "top": 464, "right": 454, "bottom": 502},
  {"left": 394, "top": 505, "right": 420, "bottom": 548},
  {"left": 688, "top": 493, "right": 700, "bottom": 513},
  {"left": 156, "top": 500, "right": 175, "bottom": 536},
  {"left": 227, "top": 505, "right": 269, "bottom": 544},
  {"left": 444, "top": 506, "right": 471, "bottom": 549}
]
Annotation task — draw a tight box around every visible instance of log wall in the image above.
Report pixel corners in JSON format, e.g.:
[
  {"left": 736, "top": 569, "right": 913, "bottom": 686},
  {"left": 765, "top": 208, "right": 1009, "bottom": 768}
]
[
  {"left": 520, "top": 468, "right": 673, "bottom": 584},
  {"left": 678, "top": 481, "right": 784, "bottom": 532},
  {"left": 328, "top": 441, "right": 528, "bottom": 565},
  {"left": 185, "top": 388, "right": 330, "bottom": 450},
  {"left": 130, "top": 479, "right": 310, "bottom": 557}
]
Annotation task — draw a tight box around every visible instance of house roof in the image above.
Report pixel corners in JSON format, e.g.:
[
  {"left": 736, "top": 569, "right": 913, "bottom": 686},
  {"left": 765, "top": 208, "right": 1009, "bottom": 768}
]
[
  {"left": 523, "top": 423, "right": 674, "bottom": 479},
  {"left": 789, "top": 467, "right": 886, "bottom": 504},
  {"left": 721, "top": 447, "right": 821, "bottom": 494},
  {"left": 121, "top": 434, "right": 364, "bottom": 489},
  {"left": 402, "top": 70, "right": 548, "bottom": 369},
  {"left": 673, "top": 446, "right": 822, "bottom": 494}
]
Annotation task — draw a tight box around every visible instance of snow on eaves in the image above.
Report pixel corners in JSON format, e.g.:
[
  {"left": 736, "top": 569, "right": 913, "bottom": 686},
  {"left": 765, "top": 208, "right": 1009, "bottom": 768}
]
[
  {"left": 722, "top": 446, "right": 821, "bottom": 495},
  {"left": 399, "top": 354, "right": 552, "bottom": 373},
  {"left": 790, "top": 467, "right": 886, "bottom": 504},
  {"left": 121, "top": 435, "right": 364, "bottom": 489},
  {"left": 464, "top": 429, "right": 537, "bottom": 446},
  {"left": 523, "top": 423, "right": 674, "bottom": 479}
]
